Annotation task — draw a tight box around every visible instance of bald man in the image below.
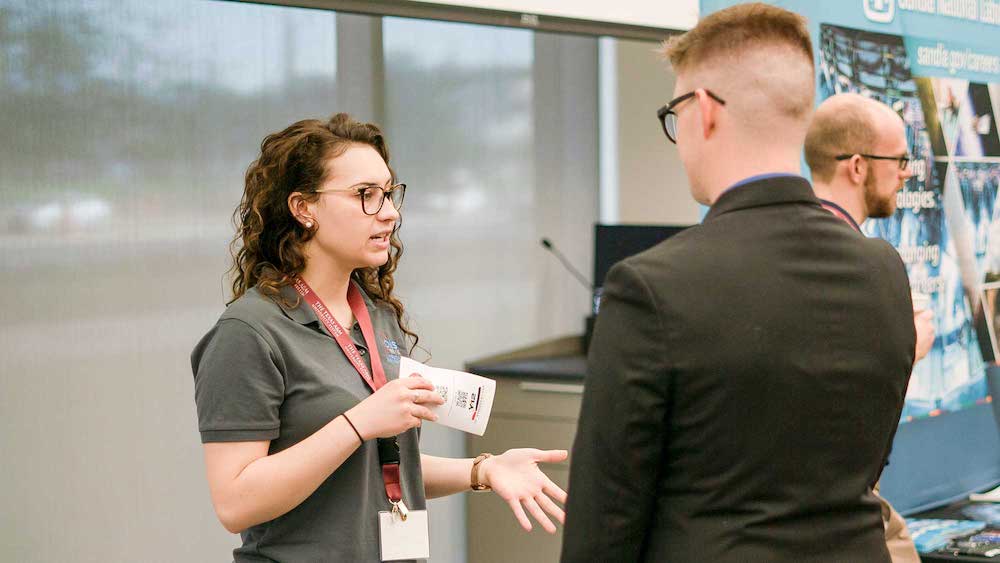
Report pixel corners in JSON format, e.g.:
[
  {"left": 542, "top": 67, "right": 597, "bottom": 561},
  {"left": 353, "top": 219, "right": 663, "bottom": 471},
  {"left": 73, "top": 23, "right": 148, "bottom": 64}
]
[
  {"left": 807, "top": 93, "right": 914, "bottom": 227},
  {"left": 805, "top": 93, "right": 936, "bottom": 563},
  {"left": 562, "top": 4, "right": 916, "bottom": 562}
]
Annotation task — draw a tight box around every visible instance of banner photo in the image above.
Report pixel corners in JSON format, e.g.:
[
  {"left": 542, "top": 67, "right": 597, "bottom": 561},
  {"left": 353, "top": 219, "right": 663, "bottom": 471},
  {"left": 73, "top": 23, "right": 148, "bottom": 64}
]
[{"left": 702, "top": 0, "right": 1000, "bottom": 424}]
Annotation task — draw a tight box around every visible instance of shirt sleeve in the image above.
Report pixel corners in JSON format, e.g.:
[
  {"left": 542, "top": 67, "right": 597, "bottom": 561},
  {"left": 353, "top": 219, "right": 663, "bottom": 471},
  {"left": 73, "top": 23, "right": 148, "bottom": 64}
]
[
  {"left": 191, "top": 318, "right": 286, "bottom": 443},
  {"left": 561, "top": 260, "right": 671, "bottom": 562}
]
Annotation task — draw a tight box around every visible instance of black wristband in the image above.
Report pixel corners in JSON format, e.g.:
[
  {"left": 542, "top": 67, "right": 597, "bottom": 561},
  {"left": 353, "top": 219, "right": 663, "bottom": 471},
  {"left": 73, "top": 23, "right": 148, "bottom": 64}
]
[{"left": 341, "top": 413, "right": 364, "bottom": 445}]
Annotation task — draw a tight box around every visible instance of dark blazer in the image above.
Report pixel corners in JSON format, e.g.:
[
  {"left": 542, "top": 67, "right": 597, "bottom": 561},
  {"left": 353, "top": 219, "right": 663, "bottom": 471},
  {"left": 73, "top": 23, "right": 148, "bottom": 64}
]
[{"left": 561, "top": 176, "right": 915, "bottom": 563}]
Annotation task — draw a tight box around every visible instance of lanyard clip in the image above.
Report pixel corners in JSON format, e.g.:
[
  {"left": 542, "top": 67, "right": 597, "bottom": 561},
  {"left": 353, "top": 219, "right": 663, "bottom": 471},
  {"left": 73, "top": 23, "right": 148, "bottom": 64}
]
[{"left": 391, "top": 500, "right": 409, "bottom": 522}]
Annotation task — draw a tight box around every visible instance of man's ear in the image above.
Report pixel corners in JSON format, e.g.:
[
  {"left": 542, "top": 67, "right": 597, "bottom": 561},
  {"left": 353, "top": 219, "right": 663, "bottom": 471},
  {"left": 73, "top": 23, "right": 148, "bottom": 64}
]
[
  {"left": 695, "top": 88, "right": 717, "bottom": 140},
  {"left": 847, "top": 155, "right": 867, "bottom": 186}
]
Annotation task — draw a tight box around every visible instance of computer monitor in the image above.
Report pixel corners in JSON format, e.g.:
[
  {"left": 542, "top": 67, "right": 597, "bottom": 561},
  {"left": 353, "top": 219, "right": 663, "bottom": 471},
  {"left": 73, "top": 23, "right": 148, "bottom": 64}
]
[{"left": 592, "top": 224, "right": 688, "bottom": 313}]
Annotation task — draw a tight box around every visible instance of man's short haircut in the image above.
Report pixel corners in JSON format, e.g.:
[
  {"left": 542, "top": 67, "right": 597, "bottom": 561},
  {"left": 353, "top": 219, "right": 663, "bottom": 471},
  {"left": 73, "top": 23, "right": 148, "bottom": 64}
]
[
  {"left": 660, "top": 3, "right": 815, "bottom": 125},
  {"left": 662, "top": 3, "right": 813, "bottom": 73},
  {"left": 804, "top": 94, "right": 883, "bottom": 183}
]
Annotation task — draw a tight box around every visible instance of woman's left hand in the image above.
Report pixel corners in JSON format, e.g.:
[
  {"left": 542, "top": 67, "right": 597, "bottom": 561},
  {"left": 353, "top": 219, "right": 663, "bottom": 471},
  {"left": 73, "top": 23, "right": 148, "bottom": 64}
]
[{"left": 480, "top": 448, "right": 568, "bottom": 533}]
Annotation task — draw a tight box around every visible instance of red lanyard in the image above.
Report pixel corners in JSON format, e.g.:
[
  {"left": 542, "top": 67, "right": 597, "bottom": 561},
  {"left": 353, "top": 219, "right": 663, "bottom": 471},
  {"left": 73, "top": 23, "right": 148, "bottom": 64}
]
[
  {"left": 292, "top": 277, "right": 403, "bottom": 507},
  {"left": 820, "top": 200, "right": 862, "bottom": 233}
]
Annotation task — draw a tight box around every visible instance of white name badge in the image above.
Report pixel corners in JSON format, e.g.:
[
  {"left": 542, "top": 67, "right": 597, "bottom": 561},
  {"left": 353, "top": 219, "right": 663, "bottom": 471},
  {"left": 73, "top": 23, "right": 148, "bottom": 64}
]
[
  {"left": 400, "top": 357, "right": 496, "bottom": 436},
  {"left": 378, "top": 509, "right": 430, "bottom": 561}
]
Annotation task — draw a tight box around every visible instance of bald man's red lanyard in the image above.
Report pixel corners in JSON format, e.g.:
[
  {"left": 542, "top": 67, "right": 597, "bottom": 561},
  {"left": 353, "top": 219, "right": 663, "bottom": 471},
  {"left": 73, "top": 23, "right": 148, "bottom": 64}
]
[
  {"left": 292, "top": 277, "right": 408, "bottom": 519},
  {"left": 819, "top": 199, "right": 863, "bottom": 233}
]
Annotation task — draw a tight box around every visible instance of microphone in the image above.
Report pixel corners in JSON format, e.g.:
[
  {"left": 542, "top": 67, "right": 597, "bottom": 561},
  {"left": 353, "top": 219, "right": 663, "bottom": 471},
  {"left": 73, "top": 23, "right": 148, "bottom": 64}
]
[{"left": 540, "top": 238, "right": 592, "bottom": 293}]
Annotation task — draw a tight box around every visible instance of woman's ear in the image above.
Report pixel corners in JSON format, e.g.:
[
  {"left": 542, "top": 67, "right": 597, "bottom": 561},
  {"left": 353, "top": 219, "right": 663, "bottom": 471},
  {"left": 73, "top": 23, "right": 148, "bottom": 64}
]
[{"left": 288, "top": 192, "right": 315, "bottom": 228}]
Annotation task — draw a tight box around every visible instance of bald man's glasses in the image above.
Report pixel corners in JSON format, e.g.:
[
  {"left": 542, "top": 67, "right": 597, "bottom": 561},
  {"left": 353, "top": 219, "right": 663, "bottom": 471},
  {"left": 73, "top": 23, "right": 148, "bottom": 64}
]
[
  {"left": 657, "top": 90, "right": 727, "bottom": 144},
  {"left": 835, "top": 153, "right": 911, "bottom": 170}
]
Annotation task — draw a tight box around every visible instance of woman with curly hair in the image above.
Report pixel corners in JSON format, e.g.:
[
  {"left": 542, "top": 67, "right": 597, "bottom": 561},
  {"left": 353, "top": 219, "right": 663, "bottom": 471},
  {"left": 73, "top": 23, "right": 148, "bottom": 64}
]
[{"left": 191, "top": 113, "right": 567, "bottom": 562}]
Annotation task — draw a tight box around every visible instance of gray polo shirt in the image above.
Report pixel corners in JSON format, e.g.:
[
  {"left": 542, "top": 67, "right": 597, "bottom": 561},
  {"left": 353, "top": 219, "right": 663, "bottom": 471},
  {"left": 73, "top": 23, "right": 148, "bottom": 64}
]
[{"left": 191, "top": 282, "right": 425, "bottom": 562}]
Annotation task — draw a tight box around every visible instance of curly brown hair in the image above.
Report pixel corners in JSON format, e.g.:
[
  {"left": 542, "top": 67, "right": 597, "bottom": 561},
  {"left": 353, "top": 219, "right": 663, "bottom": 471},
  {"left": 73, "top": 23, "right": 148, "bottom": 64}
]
[{"left": 228, "top": 113, "right": 418, "bottom": 351}]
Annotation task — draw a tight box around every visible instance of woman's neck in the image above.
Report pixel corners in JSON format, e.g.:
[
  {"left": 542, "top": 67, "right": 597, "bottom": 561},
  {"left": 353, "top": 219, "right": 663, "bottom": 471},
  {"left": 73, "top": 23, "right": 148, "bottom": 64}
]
[{"left": 299, "top": 258, "right": 355, "bottom": 326}]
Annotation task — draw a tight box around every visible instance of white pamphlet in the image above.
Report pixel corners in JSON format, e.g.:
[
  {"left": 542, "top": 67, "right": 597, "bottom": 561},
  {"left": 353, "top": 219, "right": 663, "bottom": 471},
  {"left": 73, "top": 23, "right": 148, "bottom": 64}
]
[{"left": 400, "top": 357, "right": 495, "bottom": 436}]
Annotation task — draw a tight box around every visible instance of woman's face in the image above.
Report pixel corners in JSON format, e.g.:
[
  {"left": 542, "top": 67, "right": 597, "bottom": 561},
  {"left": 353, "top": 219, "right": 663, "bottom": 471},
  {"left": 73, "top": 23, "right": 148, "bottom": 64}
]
[{"left": 304, "top": 144, "right": 400, "bottom": 272}]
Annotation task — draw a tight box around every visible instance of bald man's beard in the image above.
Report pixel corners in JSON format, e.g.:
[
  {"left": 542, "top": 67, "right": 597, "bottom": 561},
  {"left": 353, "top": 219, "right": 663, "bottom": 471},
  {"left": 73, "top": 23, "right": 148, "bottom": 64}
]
[{"left": 864, "top": 172, "right": 898, "bottom": 219}]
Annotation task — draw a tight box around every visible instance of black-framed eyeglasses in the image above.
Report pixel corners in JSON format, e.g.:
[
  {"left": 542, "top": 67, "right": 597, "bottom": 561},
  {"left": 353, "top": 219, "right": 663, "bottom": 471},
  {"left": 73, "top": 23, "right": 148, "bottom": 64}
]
[
  {"left": 835, "top": 153, "right": 911, "bottom": 170},
  {"left": 656, "top": 89, "right": 727, "bottom": 144},
  {"left": 315, "top": 182, "right": 406, "bottom": 215}
]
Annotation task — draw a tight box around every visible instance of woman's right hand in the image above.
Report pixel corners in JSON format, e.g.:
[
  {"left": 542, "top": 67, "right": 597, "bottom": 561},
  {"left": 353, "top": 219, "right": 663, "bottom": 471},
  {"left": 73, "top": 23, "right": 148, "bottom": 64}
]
[{"left": 345, "top": 376, "right": 444, "bottom": 440}]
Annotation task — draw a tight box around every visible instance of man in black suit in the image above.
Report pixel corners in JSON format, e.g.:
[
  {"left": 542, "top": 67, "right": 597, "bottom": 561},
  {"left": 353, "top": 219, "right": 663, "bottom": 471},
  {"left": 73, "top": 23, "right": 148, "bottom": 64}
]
[{"left": 561, "top": 4, "right": 916, "bottom": 563}]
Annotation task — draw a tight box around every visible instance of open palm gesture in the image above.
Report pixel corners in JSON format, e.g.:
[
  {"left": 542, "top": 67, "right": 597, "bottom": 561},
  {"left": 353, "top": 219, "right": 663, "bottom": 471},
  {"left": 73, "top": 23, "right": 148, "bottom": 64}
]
[{"left": 481, "top": 448, "right": 569, "bottom": 533}]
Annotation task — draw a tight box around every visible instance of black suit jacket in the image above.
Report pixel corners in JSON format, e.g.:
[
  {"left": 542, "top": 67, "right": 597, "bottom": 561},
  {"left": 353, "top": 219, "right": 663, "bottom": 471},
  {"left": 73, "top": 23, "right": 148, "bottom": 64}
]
[{"left": 561, "top": 176, "right": 915, "bottom": 563}]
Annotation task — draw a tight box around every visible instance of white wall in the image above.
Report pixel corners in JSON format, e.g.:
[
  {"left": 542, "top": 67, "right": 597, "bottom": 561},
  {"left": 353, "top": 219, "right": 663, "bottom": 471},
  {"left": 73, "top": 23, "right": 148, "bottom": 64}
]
[{"left": 613, "top": 38, "right": 701, "bottom": 226}]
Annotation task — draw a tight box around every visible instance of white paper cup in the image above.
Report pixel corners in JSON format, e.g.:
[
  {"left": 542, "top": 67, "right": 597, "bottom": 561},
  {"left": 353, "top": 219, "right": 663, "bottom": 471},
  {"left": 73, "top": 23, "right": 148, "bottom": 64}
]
[{"left": 912, "top": 291, "right": 930, "bottom": 311}]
